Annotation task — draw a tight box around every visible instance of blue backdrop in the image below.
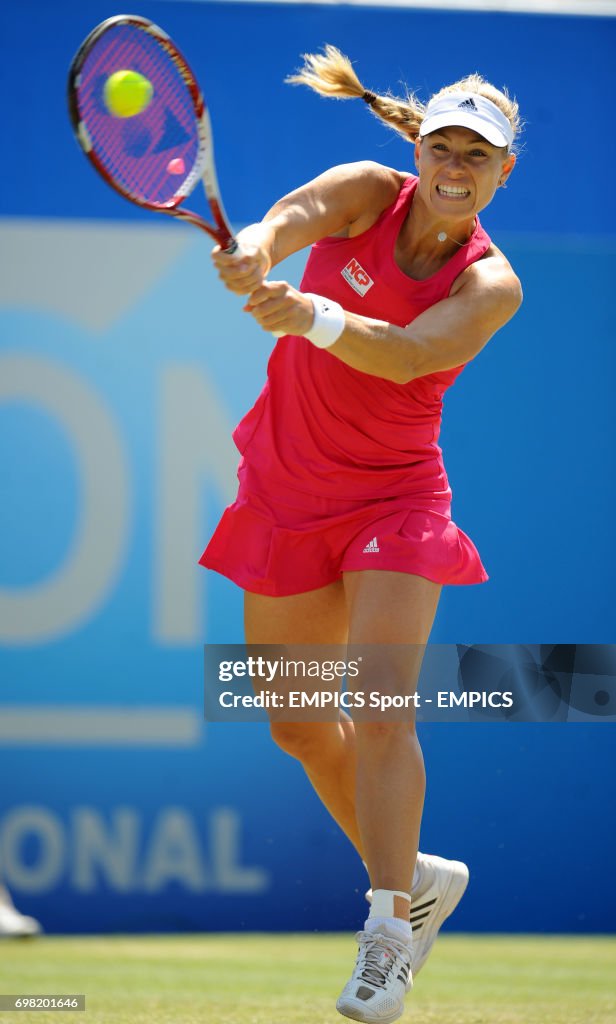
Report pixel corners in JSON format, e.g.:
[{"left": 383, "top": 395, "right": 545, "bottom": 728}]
[{"left": 0, "top": 0, "right": 614, "bottom": 934}]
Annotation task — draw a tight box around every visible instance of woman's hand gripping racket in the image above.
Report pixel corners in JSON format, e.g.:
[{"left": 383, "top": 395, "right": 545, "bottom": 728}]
[{"left": 67, "top": 14, "right": 239, "bottom": 253}]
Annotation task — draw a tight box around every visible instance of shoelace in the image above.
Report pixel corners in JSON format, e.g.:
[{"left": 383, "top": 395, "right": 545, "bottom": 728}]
[{"left": 354, "top": 931, "right": 411, "bottom": 989}]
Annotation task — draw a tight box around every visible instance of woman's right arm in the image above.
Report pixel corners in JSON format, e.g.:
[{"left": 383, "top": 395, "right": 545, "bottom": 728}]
[{"left": 212, "top": 161, "right": 402, "bottom": 295}]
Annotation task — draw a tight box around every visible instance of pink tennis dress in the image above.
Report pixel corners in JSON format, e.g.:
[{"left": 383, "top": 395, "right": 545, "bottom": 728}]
[{"left": 200, "top": 174, "right": 490, "bottom": 595}]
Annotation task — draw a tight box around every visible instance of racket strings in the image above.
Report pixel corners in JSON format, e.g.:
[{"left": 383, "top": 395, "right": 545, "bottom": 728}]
[{"left": 77, "top": 24, "right": 199, "bottom": 206}]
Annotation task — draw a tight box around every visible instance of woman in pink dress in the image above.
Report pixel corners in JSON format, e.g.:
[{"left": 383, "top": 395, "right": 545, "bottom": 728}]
[{"left": 202, "top": 46, "right": 522, "bottom": 1024}]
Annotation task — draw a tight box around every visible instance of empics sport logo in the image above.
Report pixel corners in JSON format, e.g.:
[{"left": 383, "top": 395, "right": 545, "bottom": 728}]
[{"left": 341, "top": 258, "right": 374, "bottom": 297}]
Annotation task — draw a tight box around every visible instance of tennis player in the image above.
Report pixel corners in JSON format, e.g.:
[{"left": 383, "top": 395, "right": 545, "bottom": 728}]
[{"left": 201, "top": 47, "right": 521, "bottom": 1024}]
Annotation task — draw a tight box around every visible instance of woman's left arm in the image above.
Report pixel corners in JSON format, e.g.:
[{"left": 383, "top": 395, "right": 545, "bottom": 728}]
[{"left": 246, "top": 257, "right": 522, "bottom": 384}]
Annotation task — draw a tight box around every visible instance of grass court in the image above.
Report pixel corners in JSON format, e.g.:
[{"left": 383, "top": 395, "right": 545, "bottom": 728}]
[{"left": 2, "top": 933, "right": 614, "bottom": 1024}]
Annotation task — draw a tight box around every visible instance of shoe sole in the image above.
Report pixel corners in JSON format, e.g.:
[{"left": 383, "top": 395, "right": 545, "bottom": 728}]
[
  {"left": 411, "top": 859, "right": 469, "bottom": 978},
  {"left": 336, "top": 997, "right": 403, "bottom": 1024}
]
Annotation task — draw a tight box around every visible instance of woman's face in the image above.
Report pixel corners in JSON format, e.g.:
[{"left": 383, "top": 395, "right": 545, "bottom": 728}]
[{"left": 415, "top": 125, "right": 516, "bottom": 219}]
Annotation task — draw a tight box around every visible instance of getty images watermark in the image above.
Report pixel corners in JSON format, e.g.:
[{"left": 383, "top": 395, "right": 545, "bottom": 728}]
[{"left": 204, "top": 645, "right": 616, "bottom": 723}]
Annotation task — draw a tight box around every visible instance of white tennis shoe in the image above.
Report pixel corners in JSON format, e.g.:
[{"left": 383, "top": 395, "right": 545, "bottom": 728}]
[
  {"left": 336, "top": 930, "right": 412, "bottom": 1024},
  {"left": 0, "top": 886, "right": 42, "bottom": 938},
  {"left": 365, "top": 853, "right": 469, "bottom": 979}
]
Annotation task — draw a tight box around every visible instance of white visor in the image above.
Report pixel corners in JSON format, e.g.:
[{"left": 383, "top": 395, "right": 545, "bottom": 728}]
[{"left": 419, "top": 92, "right": 514, "bottom": 150}]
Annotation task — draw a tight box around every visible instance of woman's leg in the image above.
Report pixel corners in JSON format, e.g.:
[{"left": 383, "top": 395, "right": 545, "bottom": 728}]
[
  {"left": 343, "top": 570, "right": 442, "bottom": 903},
  {"left": 334, "top": 571, "right": 441, "bottom": 1023},
  {"left": 244, "top": 582, "right": 362, "bottom": 850}
]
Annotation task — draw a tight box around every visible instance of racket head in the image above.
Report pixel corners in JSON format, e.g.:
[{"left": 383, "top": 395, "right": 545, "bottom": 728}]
[{"left": 68, "top": 14, "right": 235, "bottom": 248}]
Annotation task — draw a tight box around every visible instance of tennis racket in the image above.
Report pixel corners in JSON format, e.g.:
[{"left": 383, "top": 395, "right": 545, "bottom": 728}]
[{"left": 67, "top": 14, "right": 238, "bottom": 251}]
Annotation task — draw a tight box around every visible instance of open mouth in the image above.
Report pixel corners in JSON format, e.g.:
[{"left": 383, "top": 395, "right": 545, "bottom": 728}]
[{"left": 436, "top": 185, "right": 471, "bottom": 199}]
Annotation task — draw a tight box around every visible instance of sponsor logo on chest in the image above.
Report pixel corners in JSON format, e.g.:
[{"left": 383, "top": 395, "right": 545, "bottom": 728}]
[{"left": 341, "top": 258, "right": 374, "bottom": 297}]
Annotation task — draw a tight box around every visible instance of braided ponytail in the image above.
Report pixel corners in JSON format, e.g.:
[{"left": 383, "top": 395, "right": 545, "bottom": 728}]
[{"left": 286, "top": 45, "right": 425, "bottom": 142}]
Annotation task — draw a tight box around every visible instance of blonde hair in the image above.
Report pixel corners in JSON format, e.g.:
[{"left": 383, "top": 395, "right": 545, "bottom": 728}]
[{"left": 286, "top": 45, "right": 522, "bottom": 152}]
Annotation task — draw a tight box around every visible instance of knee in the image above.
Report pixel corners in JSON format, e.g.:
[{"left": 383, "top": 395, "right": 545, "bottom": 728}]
[
  {"left": 355, "top": 719, "right": 417, "bottom": 747},
  {"left": 269, "top": 722, "right": 322, "bottom": 762}
]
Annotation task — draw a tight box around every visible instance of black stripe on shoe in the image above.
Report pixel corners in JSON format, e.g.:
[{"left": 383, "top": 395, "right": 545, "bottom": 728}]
[
  {"left": 410, "top": 911, "right": 432, "bottom": 924},
  {"left": 410, "top": 898, "right": 438, "bottom": 914}
]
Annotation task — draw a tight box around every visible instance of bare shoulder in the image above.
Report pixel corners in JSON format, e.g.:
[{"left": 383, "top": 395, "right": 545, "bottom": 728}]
[
  {"left": 264, "top": 162, "right": 407, "bottom": 259},
  {"left": 330, "top": 160, "right": 405, "bottom": 197},
  {"left": 450, "top": 242, "right": 523, "bottom": 316},
  {"left": 327, "top": 162, "right": 406, "bottom": 238}
]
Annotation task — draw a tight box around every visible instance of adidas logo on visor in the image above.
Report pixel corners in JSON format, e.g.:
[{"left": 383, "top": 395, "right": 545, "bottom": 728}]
[{"left": 458, "top": 97, "right": 478, "bottom": 110}]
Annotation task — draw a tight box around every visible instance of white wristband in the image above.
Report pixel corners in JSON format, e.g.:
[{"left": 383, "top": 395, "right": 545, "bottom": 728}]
[{"left": 303, "top": 293, "right": 346, "bottom": 349}]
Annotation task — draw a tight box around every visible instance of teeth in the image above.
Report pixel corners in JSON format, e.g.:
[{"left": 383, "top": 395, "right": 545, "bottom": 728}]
[{"left": 437, "top": 185, "right": 470, "bottom": 196}]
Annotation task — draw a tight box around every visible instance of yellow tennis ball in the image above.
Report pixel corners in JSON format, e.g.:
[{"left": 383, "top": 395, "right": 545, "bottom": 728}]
[{"left": 104, "top": 70, "right": 153, "bottom": 118}]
